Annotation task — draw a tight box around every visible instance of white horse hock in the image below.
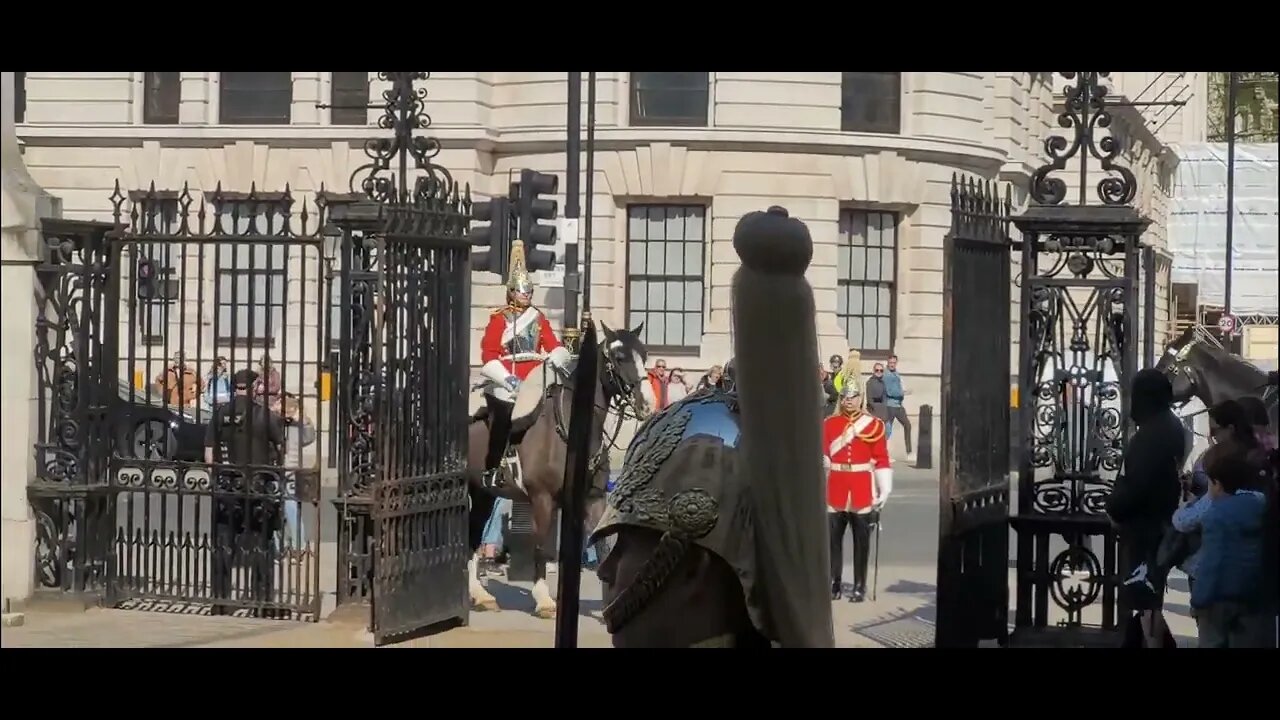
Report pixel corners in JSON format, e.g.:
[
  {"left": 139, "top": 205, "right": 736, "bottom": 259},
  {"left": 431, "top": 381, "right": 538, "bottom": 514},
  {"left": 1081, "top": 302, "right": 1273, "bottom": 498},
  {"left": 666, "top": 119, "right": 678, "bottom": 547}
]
[
  {"left": 468, "top": 555, "right": 499, "bottom": 611},
  {"left": 531, "top": 571, "right": 556, "bottom": 619}
]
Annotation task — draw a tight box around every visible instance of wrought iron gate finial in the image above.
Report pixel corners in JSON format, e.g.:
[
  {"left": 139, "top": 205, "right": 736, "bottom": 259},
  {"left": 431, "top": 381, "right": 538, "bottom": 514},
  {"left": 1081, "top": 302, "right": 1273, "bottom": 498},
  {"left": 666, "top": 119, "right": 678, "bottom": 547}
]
[
  {"left": 350, "top": 72, "right": 454, "bottom": 205},
  {"left": 1029, "top": 72, "right": 1138, "bottom": 208}
]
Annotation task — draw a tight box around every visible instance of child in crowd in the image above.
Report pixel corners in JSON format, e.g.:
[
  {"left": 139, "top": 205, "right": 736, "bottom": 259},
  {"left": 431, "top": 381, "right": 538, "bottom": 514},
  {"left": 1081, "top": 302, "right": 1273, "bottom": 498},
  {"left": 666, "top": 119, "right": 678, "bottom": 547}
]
[{"left": 1191, "top": 450, "right": 1273, "bottom": 648}]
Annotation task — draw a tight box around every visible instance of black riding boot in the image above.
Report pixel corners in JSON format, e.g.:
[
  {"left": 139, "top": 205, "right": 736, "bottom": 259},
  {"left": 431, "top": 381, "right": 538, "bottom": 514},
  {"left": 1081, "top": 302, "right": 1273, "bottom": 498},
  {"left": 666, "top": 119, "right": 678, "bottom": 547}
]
[
  {"left": 850, "top": 511, "right": 872, "bottom": 603},
  {"left": 484, "top": 395, "right": 514, "bottom": 487},
  {"left": 828, "top": 512, "right": 849, "bottom": 599}
]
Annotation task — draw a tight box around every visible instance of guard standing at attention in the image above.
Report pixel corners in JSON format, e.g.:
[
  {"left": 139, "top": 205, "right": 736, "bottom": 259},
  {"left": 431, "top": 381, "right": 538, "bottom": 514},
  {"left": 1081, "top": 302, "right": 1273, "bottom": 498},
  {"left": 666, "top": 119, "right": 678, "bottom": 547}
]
[{"left": 823, "top": 381, "right": 892, "bottom": 602}]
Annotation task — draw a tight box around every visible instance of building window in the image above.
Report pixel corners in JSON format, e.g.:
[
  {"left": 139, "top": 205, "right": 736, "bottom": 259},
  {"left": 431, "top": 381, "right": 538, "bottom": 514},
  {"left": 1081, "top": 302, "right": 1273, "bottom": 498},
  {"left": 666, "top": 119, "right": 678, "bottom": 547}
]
[
  {"left": 14, "top": 72, "right": 26, "bottom": 123},
  {"left": 626, "top": 205, "right": 706, "bottom": 353},
  {"left": 841, "top": 72, "right": 901, "bottom": 134},
  {"left": 837, "top": 209, "right": 898, "bottom": 354},
  {"left": 629, "top": 72, "right": 709, "bottom": 127},
  {"left": 330, "top": 72, "right": 370, "bottom": 126},
  {"left": 143, "top": 72, "right": 181, "bottom": 124},
  {"left": 213, "top": 200, "right": 289, "bottom": 344},
  {"left": 219, "top": 72, "right": 292, "bottom": 125}
]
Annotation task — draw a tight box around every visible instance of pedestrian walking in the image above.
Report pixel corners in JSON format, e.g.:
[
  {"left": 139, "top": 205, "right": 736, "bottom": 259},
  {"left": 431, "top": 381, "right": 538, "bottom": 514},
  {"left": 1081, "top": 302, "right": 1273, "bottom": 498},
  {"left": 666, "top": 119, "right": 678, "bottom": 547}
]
[{"left": 881, "top": 355, "right": 913, "bottom": 462}]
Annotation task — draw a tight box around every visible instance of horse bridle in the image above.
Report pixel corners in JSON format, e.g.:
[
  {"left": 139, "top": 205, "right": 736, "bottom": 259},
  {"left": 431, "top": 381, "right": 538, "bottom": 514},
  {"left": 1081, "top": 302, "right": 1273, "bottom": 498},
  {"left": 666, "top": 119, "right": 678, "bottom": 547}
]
[
  {"left": 1162, "top": 337, "right": 1278, "bottom": 438},
  {"left": 1162, "top": 341, "right": 1201, "bottom": 412},
  {"left": 550, "top": 344, "right": 646, "bottom": 476}
]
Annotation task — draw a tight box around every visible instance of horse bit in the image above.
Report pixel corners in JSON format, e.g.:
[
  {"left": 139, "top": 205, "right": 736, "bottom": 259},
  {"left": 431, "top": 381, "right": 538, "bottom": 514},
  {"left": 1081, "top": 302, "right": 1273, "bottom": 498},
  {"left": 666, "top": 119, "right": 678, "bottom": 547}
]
[{"left": 551, "top": 349, "right": 642, "bottom": 477}]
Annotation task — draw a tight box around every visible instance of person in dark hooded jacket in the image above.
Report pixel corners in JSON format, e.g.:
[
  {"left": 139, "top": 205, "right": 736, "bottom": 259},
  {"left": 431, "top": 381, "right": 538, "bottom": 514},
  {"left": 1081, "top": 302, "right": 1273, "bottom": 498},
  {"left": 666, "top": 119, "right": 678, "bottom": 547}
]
[{"left": 1107, "top": 369, "right": 1187, "bottom": 640}]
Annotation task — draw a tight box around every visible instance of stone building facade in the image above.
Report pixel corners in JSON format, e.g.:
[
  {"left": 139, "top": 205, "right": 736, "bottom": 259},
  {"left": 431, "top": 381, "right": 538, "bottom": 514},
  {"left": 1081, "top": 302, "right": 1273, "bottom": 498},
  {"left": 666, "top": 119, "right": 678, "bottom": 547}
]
[{"left": 12, "top": 72, "right": 1201, "bottom": 457}]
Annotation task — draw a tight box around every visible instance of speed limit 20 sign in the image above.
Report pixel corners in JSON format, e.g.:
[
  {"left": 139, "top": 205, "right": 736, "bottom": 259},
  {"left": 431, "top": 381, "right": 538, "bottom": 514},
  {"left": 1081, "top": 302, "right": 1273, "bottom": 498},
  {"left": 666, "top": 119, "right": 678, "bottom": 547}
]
[{"left": 1218, "top": 314, "right": 1239, "bottom": 335}]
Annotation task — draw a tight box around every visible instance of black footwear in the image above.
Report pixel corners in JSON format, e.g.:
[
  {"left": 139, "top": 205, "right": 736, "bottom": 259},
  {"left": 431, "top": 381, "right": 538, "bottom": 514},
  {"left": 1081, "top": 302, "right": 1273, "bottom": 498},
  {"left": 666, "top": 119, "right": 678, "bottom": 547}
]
[
  {"left": 482, "top": 469, "right": 503, "bottom": 489},
  {"left": 850, "top": 583, "right": 866, "bottom": 603},
  {"left": 831, "top": 581, "right": 843, "bottom": 600}
]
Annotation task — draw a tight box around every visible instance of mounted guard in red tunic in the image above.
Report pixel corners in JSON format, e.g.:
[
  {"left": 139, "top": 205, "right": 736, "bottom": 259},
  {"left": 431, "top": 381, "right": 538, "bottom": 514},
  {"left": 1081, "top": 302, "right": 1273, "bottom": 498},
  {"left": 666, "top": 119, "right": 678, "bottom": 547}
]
[{"left": 476, "top": 239, "right": 570, "bottom": 487}]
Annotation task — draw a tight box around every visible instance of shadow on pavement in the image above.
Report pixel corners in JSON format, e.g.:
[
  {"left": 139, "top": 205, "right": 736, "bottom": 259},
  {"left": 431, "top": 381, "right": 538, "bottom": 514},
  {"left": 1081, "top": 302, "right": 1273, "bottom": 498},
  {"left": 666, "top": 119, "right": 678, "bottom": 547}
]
[
  {"left": 481, "top": 576, "right": 606, "bottom": 618},
  {"left": 883, "top": 579, "right": 936, "bottom": 597}
]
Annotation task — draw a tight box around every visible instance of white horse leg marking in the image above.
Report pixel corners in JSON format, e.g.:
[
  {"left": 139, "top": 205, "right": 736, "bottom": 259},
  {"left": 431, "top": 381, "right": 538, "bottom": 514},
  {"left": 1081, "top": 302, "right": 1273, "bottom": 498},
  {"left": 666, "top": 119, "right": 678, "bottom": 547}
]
[
  {"left": 532, "top": 567, "right": 556, "bottom": 616},
  {"left": 468, "top": 555, "right": 498, "bottom": 610}
]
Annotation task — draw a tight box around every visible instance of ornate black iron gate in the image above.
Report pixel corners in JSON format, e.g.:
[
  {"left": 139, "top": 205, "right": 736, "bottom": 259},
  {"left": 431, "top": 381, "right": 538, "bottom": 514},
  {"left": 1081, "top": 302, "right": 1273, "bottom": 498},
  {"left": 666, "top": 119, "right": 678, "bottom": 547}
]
[
  {"left": 935, "top": 177, "right": 1013, "bottom": 648},
  {"left": 328, "top": 72, "right": 472, "bottom": 644},
  {"left": 937, "top": 73, "right": 1161, "bottom": 648},
  {"left": 31, "top": 184, "right": 329, "bottom": 620},
  {"left": 29, "top": 73, "right": 473, "bottom": 638},
  {"left": 1008, "top": 73, "right": 1156, "bottom": 646}
]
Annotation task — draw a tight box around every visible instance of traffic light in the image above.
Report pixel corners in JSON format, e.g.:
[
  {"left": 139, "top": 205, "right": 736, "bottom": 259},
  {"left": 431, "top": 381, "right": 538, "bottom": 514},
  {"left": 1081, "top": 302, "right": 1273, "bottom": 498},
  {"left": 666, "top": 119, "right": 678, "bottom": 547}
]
[
  {"left": 516, "top": 169, "right": 558, "bottom": 272},
  {"left": 136, "top": 257, "right": 158, "bottom": 300},
  {"left": 467, "top": 196, "right": 512, "bottom": 278}
]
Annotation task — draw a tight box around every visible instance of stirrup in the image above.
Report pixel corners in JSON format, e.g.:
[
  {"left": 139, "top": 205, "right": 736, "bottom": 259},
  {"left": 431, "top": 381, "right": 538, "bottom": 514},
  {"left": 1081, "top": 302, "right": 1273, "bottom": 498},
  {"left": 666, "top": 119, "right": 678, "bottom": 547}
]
[{"left": 482, "top": 468, "right": 503, "bottom": 489}]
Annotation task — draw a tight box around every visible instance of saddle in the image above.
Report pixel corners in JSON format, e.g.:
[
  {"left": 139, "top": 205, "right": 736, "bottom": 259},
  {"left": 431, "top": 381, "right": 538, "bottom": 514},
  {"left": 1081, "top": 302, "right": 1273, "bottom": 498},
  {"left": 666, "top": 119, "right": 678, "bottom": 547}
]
[{"left": 470, "top": 396, "right": 547, "bottom": 447}]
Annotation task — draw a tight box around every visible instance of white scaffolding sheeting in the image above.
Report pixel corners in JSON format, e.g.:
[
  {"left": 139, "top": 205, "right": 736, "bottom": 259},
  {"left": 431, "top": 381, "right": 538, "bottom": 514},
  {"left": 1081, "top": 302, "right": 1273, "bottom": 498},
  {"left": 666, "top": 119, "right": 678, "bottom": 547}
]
[{"left": 1168, "top": 142, "right": 1279, "bottom": 314}]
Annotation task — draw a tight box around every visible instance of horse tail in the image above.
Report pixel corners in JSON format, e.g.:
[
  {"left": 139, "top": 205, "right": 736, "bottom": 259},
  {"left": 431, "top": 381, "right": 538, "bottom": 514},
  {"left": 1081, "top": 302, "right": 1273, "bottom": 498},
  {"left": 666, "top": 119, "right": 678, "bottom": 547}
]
[{"left": 730, "top": 206, "right": 833, "bottom": 648}]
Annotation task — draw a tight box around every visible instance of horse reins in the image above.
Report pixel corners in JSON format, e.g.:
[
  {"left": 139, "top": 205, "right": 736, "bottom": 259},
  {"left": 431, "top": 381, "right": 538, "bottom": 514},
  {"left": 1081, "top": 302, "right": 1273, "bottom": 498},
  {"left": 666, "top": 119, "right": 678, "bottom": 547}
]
[
  {"left": 550, "top": 347, "right": 643, "bottom": 477},
  {"left": 1165, "top": 341, "right": 1278, "bottom": 439}
]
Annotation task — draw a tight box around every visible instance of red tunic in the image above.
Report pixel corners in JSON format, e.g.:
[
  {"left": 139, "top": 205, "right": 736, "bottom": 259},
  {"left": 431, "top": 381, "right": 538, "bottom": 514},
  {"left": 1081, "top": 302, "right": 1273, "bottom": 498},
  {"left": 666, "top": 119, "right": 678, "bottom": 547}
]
[
  {"left": 479, "top": 305, "right": 563, "bottom": 382},
  {"left": 822, "top": 411, "right": 891, "bottom": 512}
]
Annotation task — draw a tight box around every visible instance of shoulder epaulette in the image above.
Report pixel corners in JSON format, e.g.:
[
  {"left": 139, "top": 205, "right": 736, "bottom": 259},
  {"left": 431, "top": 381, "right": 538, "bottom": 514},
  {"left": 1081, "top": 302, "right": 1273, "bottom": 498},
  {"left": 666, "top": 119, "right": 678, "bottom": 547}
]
[
  {"left": 856, "top": 416, "right": 886, "bottom": 444},
  {"left": 490, "top": 306, "right": 509, "bottom": 315}
]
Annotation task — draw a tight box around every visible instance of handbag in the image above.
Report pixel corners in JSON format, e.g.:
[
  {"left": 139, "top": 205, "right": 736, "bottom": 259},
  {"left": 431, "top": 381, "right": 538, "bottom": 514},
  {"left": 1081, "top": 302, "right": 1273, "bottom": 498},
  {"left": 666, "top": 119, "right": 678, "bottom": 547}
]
[{"left": 1155, "top": 524, "right": 1200, "bottom": 574}]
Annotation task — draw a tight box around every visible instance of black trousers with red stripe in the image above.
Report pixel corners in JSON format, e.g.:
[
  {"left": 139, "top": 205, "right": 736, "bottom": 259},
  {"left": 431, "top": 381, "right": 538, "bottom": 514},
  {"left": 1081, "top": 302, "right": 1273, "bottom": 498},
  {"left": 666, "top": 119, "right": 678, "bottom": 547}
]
[{"left": 829, "top": 511, "right": 872, "bottom": 588}]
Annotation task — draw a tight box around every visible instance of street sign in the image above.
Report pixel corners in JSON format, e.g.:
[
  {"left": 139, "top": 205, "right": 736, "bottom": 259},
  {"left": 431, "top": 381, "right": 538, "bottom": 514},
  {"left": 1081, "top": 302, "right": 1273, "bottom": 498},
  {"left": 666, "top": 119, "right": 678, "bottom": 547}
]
[{"left": 1218, "top": 313, "right": 1238, "bottom": 336}]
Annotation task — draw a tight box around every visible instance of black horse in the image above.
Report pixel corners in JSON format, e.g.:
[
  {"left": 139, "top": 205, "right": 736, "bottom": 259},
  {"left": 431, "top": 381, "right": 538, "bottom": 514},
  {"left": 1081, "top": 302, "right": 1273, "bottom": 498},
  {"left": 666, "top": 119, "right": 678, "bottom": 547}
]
[{"left": 1155, "top": 324, "right": 1278, "bottom": 431}]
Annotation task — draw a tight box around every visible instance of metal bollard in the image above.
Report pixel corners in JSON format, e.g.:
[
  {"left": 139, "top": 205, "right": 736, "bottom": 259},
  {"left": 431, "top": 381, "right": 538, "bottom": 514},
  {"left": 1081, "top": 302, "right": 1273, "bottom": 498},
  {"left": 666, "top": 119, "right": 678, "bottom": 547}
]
[{"left": 916, "top": 404, "right": 934, "bottom": 470}]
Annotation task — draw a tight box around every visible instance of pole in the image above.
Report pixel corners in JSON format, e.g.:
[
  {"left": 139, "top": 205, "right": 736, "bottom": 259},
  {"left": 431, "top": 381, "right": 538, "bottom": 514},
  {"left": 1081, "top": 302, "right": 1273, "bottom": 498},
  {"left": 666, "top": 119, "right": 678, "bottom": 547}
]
[
  {"left": 553, "top": 323, "right": 599, "bottom": 648},
  {"left": 1223, "top": 71, "right": 1237, "bottom": 321},
  {"left": 871, "top": 515, "right": 881, "bottom": 602},
  {"left": 1143, "top": 246, "right": 1156, "bottom": 368},
  {"left": 563, "top": 73, "right": 582, "bottom": 345},
  {"left": 581, "top": 72, "right": 597, "bottom": 322}
]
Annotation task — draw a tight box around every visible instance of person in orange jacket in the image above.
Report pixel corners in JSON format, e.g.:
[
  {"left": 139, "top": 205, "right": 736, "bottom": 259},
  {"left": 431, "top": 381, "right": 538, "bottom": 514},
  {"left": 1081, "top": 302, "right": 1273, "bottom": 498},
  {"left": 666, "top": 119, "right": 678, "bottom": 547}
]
[{"left": 822, "top": 381, "right": 892, "bottom": 602}]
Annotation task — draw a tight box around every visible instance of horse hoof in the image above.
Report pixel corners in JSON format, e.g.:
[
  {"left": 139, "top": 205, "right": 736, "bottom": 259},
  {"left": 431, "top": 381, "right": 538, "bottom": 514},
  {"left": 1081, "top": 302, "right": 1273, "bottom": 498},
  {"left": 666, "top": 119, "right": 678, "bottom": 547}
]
[
  {"left": 473, "top": 598, "right": 500, "bottom": 612},
  {"left": 534, "top": 606, "right": 557, "bottom": 620}
]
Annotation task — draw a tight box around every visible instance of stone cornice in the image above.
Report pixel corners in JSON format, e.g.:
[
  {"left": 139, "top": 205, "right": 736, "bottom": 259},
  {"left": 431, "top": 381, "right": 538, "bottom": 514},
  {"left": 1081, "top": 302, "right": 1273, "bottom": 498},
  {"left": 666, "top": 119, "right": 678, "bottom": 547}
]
[{"left": 15, "top": 124, "right": 1009, "bottom": 170}]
